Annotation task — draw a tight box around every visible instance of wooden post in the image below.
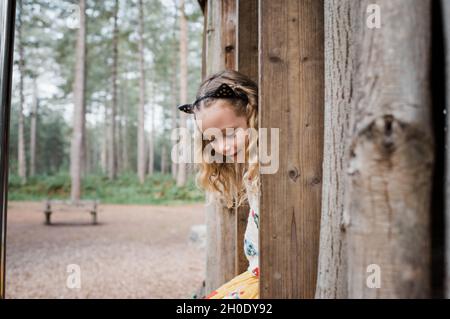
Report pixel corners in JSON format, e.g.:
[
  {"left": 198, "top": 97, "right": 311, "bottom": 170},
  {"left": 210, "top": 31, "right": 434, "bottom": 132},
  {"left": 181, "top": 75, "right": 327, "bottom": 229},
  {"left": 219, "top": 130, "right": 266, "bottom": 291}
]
[
  {"left": 315, "top": 0, "right": 358, "bottom": 299},
  {"left": 237, "top": 0, "right": 258, "bottom": 84},
  {"left": 346, "top": 0, "right": 433, "bottom": 298},
  {"left": 44, "top": 200, "right": 52, "bottom": 225},
  {"left": 203, "top": 0, "right": 240, "bottom": 293},
  {"left": 202, "top": 0, "right": 260, "bottom": 292},
  {"left": 259, "top": 0, "right": 324, "bottom": 298},
  {"left": 235, "top": 0, "right": 259, "bottom": 276}
]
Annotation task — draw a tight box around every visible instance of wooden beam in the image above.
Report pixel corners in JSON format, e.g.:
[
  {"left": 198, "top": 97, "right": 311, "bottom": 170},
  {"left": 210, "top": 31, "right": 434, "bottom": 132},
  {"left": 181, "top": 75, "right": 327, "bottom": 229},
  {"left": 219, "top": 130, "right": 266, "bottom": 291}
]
[
  {"left": 259, "top": 0, "right": 324, "bottom": 298},
  {"left": 203, "top": 0, "right": 241, "bottom": 293},
  {"left": 203, "top": 0, "right": 260, "bottom": 291},
  {"left": 237, "top": 0, "right": 258, "bottom": 83},
  {"left": 235, "top": 0, "right": 259, "bottom": 276},
  {"left": 315, "top": 0, "right": 357, "bottom": 299}
]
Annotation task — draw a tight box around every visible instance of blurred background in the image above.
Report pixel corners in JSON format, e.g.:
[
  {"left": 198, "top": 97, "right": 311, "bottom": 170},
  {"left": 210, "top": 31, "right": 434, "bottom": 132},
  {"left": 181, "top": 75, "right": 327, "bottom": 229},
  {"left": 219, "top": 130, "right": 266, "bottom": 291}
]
[{"left": 6, "top": 0, "right": 206, "bottom": 298}]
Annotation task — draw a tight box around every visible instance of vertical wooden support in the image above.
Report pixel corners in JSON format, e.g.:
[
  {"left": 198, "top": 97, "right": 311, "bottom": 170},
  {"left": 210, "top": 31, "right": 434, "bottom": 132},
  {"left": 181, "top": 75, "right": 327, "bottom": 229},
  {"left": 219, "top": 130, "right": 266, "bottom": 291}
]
[
  {"left": 205, "top": 197, "right": 237, "bottom": 293},
  {"left": 237, "top": 0, "right": 258, "bottom": 83},
  {"left": 315, "top": 0, "right": 357, "bottom": 299},
  {"left": 346, "top": 0, "right": 433, "bottom": 298},
  {"left": 203, "top": 0, "right": 241, "bottom": 293},
  {"left": 202, "top": 0, "right": 260, "bottom": 292},
  {"left": 259, "top": 0, "right": 324, "bottom": 298},
  {"left": 235, "top": 0, "right": 259, "bottom": 276}
]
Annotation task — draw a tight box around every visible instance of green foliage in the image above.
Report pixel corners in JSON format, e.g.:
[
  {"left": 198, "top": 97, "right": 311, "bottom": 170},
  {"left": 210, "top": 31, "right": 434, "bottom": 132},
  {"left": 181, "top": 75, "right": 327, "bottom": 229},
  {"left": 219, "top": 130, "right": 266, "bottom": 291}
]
[{"left": 8, "top": 172, "right": 204, "bottom": 205}]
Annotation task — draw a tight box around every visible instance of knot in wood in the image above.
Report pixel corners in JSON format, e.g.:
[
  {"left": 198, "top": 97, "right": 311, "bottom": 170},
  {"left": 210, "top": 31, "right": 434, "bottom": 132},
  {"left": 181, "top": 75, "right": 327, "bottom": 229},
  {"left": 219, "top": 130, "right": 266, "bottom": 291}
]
[
  {"left": 288, "top": 167, "right": 300, "bottom": 182},
  {"left": 225, "top": 45, "right": 234, "bottom": 53}
]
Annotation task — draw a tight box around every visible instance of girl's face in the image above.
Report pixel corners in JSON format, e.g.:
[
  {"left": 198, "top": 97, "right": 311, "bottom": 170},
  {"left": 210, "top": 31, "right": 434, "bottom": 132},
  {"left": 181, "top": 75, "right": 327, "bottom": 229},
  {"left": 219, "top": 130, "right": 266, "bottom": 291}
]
[{"left": 194, "top": 100, "right": 248, "bottom": 160}]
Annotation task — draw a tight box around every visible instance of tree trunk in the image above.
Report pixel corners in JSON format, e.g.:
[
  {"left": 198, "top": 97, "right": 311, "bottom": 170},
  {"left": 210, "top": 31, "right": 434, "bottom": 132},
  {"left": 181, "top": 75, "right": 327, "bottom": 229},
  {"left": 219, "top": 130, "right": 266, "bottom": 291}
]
[
  {"left": 176, "top": 0, "right": 188, "bottom": 187},
  {"left": 70, "top": 0, "right": 86, "bottom": 202},
  {"left": 315, "top": 0, "right": 357, "bottom": 299},
  {"left": 121, "top": 77, "right": 129, "bottom": 173},
  {"left": 17, "top": 0, "right": 26, "bottom": 183},
  {"left": 161, "top": 144, "right": 166, "bottom": 174},
  {"left": 137, "top": 0, "right": 146, "bottom": 184},
  {"left": 101, "top": 100, "right": 108, "bottom": 174},
  {"left": 346, "top": 0, "right": 433, "bottom": 298},
  {"left": 170, "top": 0, "right": 179, "bottom": 180},
  {"left": 148, "top": 84, "right": 154, "bottom": 176},
  {"left": 147, "top": 134, "right": 153, "bottom": 175},
  {"left": 29, "top": 78, "right": 38, "bottom": 177},
  {"left": 171, "top": 61, "right": 178, "bottom": 179},
  {"left": 108, "top": 0, "right": 119, "bottom": 180}
]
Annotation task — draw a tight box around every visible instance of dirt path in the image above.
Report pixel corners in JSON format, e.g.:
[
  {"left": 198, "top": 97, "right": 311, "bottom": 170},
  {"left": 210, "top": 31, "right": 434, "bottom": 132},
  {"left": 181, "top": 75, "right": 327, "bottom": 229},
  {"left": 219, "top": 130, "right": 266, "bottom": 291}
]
[{"left": 5, "top": 201, "right": 206, "bottom": 299}]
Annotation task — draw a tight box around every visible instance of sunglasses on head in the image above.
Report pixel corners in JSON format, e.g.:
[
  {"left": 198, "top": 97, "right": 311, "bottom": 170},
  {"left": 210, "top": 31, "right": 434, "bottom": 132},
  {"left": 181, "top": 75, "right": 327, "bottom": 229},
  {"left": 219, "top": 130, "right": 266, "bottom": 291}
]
[{"left": 177, "top": 83, "right": 249, "bottom": 114}]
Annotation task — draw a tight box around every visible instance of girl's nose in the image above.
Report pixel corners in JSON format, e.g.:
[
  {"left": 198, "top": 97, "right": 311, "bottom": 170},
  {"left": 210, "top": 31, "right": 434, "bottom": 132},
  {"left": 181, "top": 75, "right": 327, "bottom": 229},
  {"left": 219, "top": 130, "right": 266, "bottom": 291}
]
[{"left": 217, "top": 139, "right": 232, "bottom": 155}]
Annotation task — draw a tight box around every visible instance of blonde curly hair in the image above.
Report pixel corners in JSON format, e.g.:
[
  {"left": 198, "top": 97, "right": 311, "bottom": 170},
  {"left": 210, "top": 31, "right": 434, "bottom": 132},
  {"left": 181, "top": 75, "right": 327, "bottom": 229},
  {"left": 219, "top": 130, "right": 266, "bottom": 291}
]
[{"left": 193, "top": 70, "right": 259, "bottom": 209}]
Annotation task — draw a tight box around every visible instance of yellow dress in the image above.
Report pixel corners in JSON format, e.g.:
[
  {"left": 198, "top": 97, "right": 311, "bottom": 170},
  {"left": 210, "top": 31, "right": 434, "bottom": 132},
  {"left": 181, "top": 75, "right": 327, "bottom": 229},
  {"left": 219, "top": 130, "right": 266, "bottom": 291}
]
[{"left": 205, "top": 180, "right": 260, "bottom": 299}]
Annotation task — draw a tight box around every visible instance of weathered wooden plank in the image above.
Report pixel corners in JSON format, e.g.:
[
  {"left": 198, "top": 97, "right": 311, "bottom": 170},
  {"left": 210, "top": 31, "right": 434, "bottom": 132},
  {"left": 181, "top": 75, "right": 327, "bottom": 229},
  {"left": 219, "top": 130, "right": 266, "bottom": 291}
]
[
  {"left": 221, "top": 0, "right": 236, "bottom": 70},
  {"left": 203, "top": 0, "right": 240, "bottom": 293},
  {"left": 205, "top": 194, "right": 237, "bottom": 293},
  {"left": 203, "top": 0, "right": 260, "bottom": 290},
  {"left": 315, "top": 0, "right": 358, "bottom": 299},
  {"left": 235, "top": 0, "right": 259, "bottom": 276},
  {"left": 201, "top": 0, "right": 207, "bottom": 80},
  {"left": 237, "top": 0, "right": 258, "bottom": 83},
  {"left": 259, "top": 0, "right": 324, "bottom": 298}
]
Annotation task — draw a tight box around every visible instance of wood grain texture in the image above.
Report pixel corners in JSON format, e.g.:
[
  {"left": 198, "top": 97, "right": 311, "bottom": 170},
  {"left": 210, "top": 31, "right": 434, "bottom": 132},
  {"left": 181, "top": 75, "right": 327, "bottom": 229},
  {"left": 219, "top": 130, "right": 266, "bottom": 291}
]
[
  {"left": 235, "top": 0, "right": 259, "bottom": 276},
  {"left": 315, "top": 0, "right": 357, "bottom": 299},
  {"left": 204, "top": 0, "right": 237, "bottom": 293},
  {"left": 237, "top": 0, "right": 258, "bottom": 84},
  {"left": 204, "top": 0, "right": 251, "bottom": 292},
  {"left": 259, "top": 0, "right": 324, "bottom": 298},
  {"left": 346, "top": 0, "right": 433, "bottom": 298}
]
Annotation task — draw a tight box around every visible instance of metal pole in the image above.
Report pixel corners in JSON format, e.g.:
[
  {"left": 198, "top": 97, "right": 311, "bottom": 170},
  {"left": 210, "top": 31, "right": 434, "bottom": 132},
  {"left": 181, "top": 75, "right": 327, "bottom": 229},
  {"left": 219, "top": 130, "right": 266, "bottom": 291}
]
[{"left": 0, "top": 0, "right": 16, "bottom": 300}]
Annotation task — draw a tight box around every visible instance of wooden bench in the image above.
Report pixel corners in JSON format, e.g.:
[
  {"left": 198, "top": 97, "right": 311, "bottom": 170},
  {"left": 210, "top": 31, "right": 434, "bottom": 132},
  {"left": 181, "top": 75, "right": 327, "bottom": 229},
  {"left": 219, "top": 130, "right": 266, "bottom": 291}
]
[{"left": 43, "top": 199, "right": 99, "bottom": 225}]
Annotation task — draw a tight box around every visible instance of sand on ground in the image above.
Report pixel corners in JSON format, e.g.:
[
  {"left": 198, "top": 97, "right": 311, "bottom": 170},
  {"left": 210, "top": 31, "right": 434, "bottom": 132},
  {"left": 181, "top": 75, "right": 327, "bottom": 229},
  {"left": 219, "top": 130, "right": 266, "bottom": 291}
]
[{"left": 5, "top": 201, "right": 206, "bottom": 299}]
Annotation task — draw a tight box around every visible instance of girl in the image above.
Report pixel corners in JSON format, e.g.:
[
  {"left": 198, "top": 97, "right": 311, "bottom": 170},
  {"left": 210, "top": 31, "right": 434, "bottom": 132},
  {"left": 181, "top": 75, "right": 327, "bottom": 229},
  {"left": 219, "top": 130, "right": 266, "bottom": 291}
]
[{"left": 178, "top": 69, "right": 260, "bottom": 299}]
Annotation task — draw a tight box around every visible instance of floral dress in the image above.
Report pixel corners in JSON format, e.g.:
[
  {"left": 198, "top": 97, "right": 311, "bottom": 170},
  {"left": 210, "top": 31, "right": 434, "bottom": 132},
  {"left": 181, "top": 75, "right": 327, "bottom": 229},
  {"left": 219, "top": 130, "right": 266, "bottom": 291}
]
[{"left": 205, "top": 179, "right": 260, "bottom": 299}]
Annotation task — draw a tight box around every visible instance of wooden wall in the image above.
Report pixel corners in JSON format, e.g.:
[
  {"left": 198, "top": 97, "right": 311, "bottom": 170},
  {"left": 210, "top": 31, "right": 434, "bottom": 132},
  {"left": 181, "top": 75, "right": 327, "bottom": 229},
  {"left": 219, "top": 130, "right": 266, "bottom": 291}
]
[
  {"left": 199, "top": 0, "right": 449, "bottom": 300},
  {"left": 201, "top": 0, "right": 324, "bottom": 298}
]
